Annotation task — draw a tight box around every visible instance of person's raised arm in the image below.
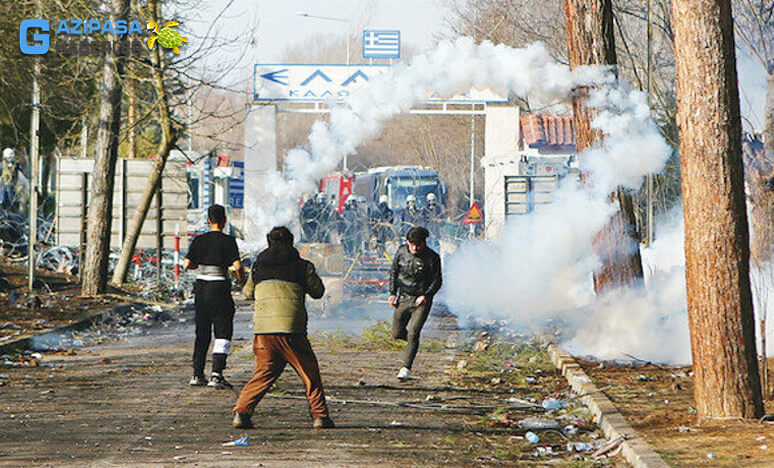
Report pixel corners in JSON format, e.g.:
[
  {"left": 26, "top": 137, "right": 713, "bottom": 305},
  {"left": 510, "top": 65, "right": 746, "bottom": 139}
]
[{"left": 305, "top": 262, "right": 325, "bottom": 299}]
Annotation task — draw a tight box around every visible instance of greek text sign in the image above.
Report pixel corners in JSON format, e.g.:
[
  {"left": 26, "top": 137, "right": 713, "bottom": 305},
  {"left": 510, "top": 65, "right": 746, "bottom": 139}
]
[
  {"left": 254, "top": 64, "right": 388, "bottom": 102},
  {"left": 254, "top": 64, "right": 506, "bottom": 103}
]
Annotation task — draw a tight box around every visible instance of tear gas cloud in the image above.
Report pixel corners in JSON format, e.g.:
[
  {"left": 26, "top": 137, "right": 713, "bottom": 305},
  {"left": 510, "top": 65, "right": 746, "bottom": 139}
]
[
  {"left": 250, "top": 36, "right": 697, "bottom": 363},
  {"left": 562, "top": 210, "right": 691, "bottom": 365},
  {"left": 561, "top": 213, "right": 774, "bottom": 365},
  {"left": 247, "top": 38, "right": 615, "bottom": 243}
]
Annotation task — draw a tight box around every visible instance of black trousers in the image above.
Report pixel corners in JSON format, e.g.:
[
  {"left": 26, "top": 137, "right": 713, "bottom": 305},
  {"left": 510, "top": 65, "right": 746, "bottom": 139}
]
[
  {"left": 391, "top": 294, "right": 432, "bottom": 369},
  {"left": 193, "top": 280, "right": 235, "bottom": 376}
]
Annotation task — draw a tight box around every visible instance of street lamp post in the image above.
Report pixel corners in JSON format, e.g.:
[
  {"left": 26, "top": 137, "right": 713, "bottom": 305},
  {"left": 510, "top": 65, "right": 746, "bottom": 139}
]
[
  {"left": 296, "top": 11, "right": 350, "bottom": 65},
  {"left": 296, "top": 11, "right": 352, "bottom": 171}
]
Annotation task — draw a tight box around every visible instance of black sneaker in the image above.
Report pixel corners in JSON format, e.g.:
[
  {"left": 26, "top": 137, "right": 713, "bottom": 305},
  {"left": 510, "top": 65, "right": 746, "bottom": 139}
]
[
  {"left": 189, "top": 375, "right": 207, "bottom": 386},
  {"left": 208, "top": 374, "right": 233, "bottom": 389},
  {"left": 233, "top": 413, "right": 253, "bottom": 429}
]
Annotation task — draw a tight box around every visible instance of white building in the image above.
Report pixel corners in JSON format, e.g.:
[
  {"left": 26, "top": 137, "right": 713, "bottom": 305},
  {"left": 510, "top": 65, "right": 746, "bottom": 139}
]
[
  {"left": 186, "top": 151, "right": 245, "bottom": 238},
  {"left": 482, "top": 106, "right": 577, "bottom": 240}
]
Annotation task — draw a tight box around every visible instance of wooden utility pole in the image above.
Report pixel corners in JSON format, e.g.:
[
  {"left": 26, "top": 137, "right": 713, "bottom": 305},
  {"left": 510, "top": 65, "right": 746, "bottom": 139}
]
[
  {"left": 81, "top": 0, "right": 129, "bottom": 296},
  {"left": 673, "top": 0, "right": 764, "bottom": 419},
  {"left": 28, "top": 55, "right": 40, "bottom": 291},
  {"left": 563, "top": 0, "right": 645, "bottom": 293}
]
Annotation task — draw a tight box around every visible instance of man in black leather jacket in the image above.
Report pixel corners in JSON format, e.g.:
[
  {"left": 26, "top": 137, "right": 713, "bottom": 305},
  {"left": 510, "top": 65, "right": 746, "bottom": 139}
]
[{"left": 388, "top": 226, "right": 442, "bottom": 380}]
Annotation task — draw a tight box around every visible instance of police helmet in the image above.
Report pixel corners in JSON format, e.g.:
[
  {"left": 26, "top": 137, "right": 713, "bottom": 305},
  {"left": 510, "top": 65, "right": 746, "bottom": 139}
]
[{"left": 2, "top": 148, "right": 15, "bottom": 160}]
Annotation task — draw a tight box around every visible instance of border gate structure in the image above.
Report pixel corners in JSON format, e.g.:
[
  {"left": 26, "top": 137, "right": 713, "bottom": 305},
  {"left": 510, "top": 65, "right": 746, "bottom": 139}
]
[{"left": 243, "top": 63, "right": 515, "bottom": 245}]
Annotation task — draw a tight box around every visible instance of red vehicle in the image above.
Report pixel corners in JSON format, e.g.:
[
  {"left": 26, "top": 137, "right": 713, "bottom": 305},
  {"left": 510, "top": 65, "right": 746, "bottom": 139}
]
[{"left": 319, "top": 172, "right": 354, "bottom": 213}]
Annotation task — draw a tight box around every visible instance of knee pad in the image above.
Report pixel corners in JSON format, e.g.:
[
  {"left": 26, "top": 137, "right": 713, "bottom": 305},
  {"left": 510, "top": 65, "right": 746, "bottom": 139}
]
[{"left": 213, "top": 339, "right": 231, "bottom": 354}]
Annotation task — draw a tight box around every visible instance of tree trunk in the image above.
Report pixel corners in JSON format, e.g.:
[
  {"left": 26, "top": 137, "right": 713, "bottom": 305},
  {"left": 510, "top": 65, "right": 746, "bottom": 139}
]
[
  {"left": 128, "top": 77, "right": 137, "bottom": 159},
  {"left": 81, "top": 0, "right": 129, "bottom": 296},
  {"left": 564, "top": 0, "right": 645, "bottom": 293},
  {"left": 673, "top": 0, "right": 763, "bottom": 419},
  {"left": 127, "top": 0, "right": 137, "bottom": 160},
  {"left": 111, "top": 0, "right": 178, "bottom": 286},
  {"left": 765, "top": 63, "right": 774, "bottom": 163},
  {"left": 756, "top": 67, "right": 774, "bottom": 261}
]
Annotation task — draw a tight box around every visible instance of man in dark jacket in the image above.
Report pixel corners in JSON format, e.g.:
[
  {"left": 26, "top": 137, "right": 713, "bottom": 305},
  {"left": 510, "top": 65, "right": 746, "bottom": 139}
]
[
  {"left": 232, "top": 226, "right": 334, "bottom": 429},
  {"left": 388, "top": 226, "right": 442, "bottom": 381}
]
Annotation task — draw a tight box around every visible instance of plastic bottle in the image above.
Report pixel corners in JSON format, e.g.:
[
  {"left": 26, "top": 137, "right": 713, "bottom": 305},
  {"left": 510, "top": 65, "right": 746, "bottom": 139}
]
[
  {"left": 541, "top": 398, "right": 567, "bottom": 410},
  {"left": 561, "top": 424, "right": 578, "bottom": 435},
  {"left": 566, "top": 442, "right": 588, "bottom": 452},
  {"left": 525, "top": 431, "right": 539, "bottom": 444},
  {"left": 519, "top": 417, "right": 560, "bottom": 430}
]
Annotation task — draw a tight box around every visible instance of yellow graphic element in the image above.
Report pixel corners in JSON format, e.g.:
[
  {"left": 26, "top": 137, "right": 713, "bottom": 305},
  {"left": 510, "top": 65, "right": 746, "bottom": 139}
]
[
  {"left": 146, "top": 20, "right": 188, "bottom": 54},
  {"left": 462, "top": 202, "right": 482, "bottom": 225}
]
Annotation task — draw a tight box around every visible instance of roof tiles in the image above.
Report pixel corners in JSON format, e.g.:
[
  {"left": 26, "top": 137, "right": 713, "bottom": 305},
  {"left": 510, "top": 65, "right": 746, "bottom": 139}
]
[{"left": 520, "top": 114, "right": 576, "bottom": 149}]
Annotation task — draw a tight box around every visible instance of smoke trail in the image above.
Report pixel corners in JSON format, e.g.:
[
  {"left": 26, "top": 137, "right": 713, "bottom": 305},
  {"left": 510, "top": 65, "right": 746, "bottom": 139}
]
[
  {"left": 443, "top": 78, "right": 673, "bottom": 362},
  {"left": 248, "top": 38, "right": 616, "bottom": 241},
  {"left": 248, "top": 36, "right": 683, "bottom": 363}
]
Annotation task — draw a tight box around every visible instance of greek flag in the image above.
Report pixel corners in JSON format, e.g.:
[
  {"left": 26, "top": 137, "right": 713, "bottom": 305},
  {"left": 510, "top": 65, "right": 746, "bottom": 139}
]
[{"left": 362, "top": 30, "right": 400, "bottom": 59}]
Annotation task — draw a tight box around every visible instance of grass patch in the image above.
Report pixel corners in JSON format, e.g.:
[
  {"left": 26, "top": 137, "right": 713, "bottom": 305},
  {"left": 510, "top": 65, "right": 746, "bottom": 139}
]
[
  {"left": 310, "top": 330, "right": 358, "bottom": 350},
  {"left": 492, "top": 445, "right": 522, "bottom": 460},
  {"left": 460, "top": 339, "right": 554, "bottom": 373},
  {"left": 359, "top": 321, "right": 405, "bottom": 351},
  {"left": 447, "top": 339, "right": 557, "bottom": 390},
  {"left": 357, "top": 320, "right": 447, "bottom": 352}
]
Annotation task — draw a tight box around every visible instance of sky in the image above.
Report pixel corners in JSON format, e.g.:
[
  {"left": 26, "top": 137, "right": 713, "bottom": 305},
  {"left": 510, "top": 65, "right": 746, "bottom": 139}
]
[
  {"left": 255, "top": 0, "right": 447, "bottom": 61},
  {"left": 187, "top": 0, "right": 448, "bottom": 84},
  {"left": 185, "top": 0, "right": 768, "bottom": 133}
]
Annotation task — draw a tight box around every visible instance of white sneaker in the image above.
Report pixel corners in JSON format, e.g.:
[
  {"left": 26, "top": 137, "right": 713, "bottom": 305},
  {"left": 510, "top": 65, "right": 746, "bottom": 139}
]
[
  {"left": 397, "top": 367, "right": 411, "bottom": 380},
  {"left": 189, "top": 375, "right": 207, "bottom": 386}
]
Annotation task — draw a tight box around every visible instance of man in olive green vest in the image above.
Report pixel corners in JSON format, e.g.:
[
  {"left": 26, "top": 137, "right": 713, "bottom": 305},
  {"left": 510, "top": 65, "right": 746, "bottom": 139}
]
[{"left": 232, "top": 226, "right": 334, "bottom": 429}]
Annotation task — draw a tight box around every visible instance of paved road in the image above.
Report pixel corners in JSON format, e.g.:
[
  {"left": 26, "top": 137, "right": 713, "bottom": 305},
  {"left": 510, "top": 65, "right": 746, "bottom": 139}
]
[{"left": 1, "top": 302, "right": 547, "bottom": 467}]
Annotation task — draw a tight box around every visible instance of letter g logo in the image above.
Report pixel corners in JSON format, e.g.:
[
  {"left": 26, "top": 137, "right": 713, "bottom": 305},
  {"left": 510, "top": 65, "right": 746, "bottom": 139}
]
[{"left": 20, "top": 19, "right": 49, "bottom": 55}]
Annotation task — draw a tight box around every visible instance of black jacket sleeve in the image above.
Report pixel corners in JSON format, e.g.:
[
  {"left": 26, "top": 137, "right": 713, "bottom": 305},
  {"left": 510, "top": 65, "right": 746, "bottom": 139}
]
[
  {"left": 389, "top": 248, "right": 400, "bottom": 296},
  {"left": 423, "top": 253, "right": 442, "bottom": 298},
  {"left": 305, "top": 261, "right": 325, "bottom": 299}
]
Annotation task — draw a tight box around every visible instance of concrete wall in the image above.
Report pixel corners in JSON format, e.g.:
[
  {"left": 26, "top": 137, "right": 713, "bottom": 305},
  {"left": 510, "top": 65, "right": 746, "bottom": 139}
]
[
  {"left": 55, "top": 157, "right": 188, "bottom": 250},
  {"left": 483, "top": 105, "right": 520, "bottom": 240}
]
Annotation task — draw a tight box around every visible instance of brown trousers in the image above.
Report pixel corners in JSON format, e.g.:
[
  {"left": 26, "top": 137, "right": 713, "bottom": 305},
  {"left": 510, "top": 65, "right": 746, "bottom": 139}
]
[{"left": 233, "top": 334, "right": 329, "bottom": 419}]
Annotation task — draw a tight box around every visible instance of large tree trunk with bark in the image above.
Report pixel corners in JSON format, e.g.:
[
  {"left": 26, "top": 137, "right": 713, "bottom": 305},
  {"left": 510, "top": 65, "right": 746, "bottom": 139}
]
[
  {"left": 766, "top": 65, "right": 774, "bottom": 159},
  {"left": 754, "top": 67, "right": 774, "bottom": 261},
  {"left": 81, "top": 0, "right": 129, "bottom": 296},
  {"left": 564, "top": 0, "right": 645, "bottom": 293},
  {"left": 673, "top": 0, "right": 763, "bottom": 419},
  {"left": 111, "top": 0, "right": 178, "bottom": 286}
]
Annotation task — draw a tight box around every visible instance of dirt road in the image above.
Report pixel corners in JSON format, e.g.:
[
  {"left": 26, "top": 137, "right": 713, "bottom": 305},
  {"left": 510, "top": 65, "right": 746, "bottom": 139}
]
[{"left": 0, "top": 302, "right": 617, "bottom": 467}]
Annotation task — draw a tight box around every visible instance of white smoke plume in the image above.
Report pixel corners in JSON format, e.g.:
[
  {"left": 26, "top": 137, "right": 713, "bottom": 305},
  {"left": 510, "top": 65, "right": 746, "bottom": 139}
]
[
  {"left": 564, "top": 210, "right": 774, "bottom": 365},
  {"left": 249, "top": 36, "right": 688, "bottom": 363},
  {"left": 248, "top": 38, "right": 615, "bottom": 239},
  {"left": 563, "top": 210, "right": 691, "bottom": 364}
]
